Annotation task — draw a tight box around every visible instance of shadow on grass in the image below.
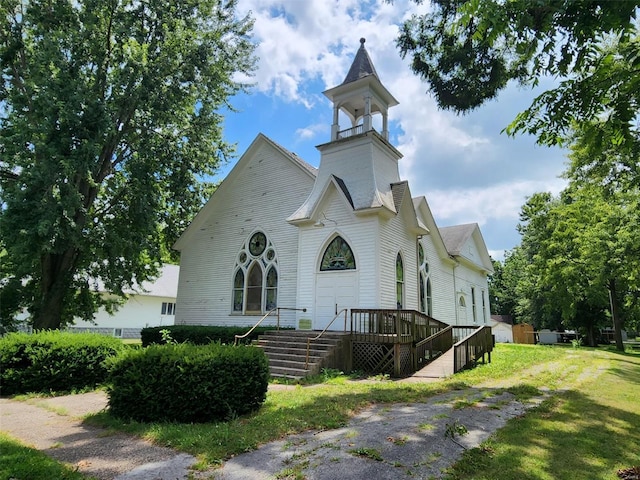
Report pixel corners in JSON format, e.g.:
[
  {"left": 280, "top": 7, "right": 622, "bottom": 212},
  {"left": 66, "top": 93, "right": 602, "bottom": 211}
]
[
  {"left": 445, "top": 358, "right": 640, "bottom": 480},
  {"left": 84, "top": 380, "right": 475, "bottom": 464}
]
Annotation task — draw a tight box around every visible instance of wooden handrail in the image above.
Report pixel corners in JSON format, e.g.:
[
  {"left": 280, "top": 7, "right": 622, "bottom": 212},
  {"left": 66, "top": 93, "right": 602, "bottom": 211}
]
[
  {"left": 453, "top": 325, "right": 493, "bottom": 373},
  {"left": 305, "top": 309, "right": 348, "bottom": 370},
  {"left": 233, "top": 307, "right": 307, "bottom": 346}
]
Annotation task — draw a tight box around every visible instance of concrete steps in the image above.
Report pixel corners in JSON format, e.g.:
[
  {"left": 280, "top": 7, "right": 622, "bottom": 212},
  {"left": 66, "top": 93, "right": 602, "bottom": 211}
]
[{"left": 256, "top": 330, "right": 350, "bottom": 380}]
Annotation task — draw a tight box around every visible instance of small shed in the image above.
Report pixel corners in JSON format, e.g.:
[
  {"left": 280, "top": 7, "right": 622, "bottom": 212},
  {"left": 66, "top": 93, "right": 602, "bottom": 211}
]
[
  {"left": 489, "top": 315, "right": 513, "bottom": 343},
  {"left": 538, "top": 329, "right": 560, "bottom": 345},
  {"left": 512, "top": 323, "right": 536, "bottom": 344}
]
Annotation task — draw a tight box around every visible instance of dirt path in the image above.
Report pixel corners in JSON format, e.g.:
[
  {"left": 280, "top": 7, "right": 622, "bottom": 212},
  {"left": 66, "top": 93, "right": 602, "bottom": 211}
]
[{"left": 1, "top": 386, "right": 548, "bottom": 480}]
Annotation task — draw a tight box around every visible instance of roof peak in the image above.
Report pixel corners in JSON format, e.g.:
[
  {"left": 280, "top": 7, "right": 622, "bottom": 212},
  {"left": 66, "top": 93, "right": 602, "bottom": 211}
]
[{"left": 342, "top": 37, "right": 379, "bottom": 85}]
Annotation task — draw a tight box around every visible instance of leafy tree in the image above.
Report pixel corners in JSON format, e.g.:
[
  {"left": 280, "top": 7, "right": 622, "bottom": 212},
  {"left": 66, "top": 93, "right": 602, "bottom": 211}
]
[
  {"left": 0, "top": 0, "right": 255, "bottom": 330},
  {"left": 488, "top": 249, "right": 523, "bottom": 320},
  {"left": 396, "top": 1, "right": 639, "bottom": 151},
  {"left": 515, "top": 161, "right": 639, "bottom": 349},
  {"left": 514, "top": 193, "right": 564, "bottom": 331}
]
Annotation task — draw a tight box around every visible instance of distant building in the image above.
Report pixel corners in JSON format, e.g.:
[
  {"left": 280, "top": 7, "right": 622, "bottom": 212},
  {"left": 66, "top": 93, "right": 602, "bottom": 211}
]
[
  {"left": 69, "top": 264, "right": 179, "bottom": 339},
  {"left": 489, "top": 315, "right": 514, "bottom": 343}
]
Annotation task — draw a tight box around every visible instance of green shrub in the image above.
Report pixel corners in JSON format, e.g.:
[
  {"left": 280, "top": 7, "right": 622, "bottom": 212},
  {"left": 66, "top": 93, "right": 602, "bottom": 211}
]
[
  {"left": 0, "top": 331, "right": 123, "bottom": 396},
  {"left": 140, "top": 325, "right": 292, "bottom": 346},
  {"left": 106, "top": 342, "right": 269, "bottom": 423}
]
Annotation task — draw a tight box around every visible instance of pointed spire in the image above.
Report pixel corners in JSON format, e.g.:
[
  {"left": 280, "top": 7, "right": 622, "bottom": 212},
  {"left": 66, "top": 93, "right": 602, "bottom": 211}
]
[{"left": 342, "top": 38, "right": 379, "bottom": 85}]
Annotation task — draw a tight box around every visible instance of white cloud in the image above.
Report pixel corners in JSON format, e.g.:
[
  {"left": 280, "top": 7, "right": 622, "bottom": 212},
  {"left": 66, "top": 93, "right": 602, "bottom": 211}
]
[
  {"left": 227, "top": 0, "right": 571, "bottom": 254},
  {"left": 428, "top": 178, "right": 567, "bottom": 226},
  {"left": 295, "top": 122, "right": 328, "bottom": 141}
]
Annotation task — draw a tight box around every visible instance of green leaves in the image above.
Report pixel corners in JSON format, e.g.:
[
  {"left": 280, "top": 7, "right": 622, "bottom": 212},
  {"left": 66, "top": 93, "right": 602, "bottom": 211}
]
[
  {"left": 397, "top": 1, "right": 639, "bottom": 152},
  {"left": 1, "top": 0, "right": 256, "bottom": 329}
]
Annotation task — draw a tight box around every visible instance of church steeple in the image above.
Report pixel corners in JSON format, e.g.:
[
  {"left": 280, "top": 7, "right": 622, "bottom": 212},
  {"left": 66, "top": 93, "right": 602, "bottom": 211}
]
[
  {"left": 342, "top": 37, "right": 379, "bottom": 84},
  {"left": 323, "top": 38, "right": 398, "bottom": 142}
]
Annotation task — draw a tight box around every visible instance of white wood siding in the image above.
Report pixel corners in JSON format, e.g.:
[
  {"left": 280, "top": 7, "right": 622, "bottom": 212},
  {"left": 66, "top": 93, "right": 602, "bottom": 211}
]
[
  {"left": 295, "top": 185, "right": 380, "bottom": 325},
  {"left": 72, "top": 295, "right": 176, "bottom": 330},
  {"left": 175, "top": 141, "right": 314, "bottom": 327},
  {"left": 420, "top": 235, "right": 457, "bottom": 325},
  {"left": 379, "top": 203, "right": 418, "bottom": 310}
]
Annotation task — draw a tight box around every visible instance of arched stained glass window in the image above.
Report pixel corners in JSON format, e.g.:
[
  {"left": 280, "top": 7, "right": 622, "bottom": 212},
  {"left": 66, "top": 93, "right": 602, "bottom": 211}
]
[
  {"left": 396, "top": 253, "right": 404, "bottom": 309},
  {"left": 265, "top": 267, "right": 278, "bottom": 310},
  {"left": 419, "top": 272, "right": 426, "bottom": 313},
  {"left": 232, "top": 231, "right": 278, "bottom": 314},
  {"left": 246, "top": 262, "right": 263, "bottom": 312},
  {"left": 320, "top": 236, "right": 356, "bottom": 271},
  {"left": 233, "top": 270, "right": 244, "bottom": 312},
  {"left": 418, "top": 242, "right": 432, "bottom": 314}
]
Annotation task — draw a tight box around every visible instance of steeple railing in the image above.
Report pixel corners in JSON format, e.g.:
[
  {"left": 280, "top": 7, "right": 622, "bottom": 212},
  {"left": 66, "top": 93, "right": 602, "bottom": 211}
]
[{"left": 337, "top": 124, "right": 365, "bottom": 139}]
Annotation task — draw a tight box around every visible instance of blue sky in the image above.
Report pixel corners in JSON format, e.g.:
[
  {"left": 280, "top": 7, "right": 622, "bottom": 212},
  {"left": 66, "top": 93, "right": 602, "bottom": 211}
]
[{"left": 218, "top": 0, "right": 569, "bottom": 261}]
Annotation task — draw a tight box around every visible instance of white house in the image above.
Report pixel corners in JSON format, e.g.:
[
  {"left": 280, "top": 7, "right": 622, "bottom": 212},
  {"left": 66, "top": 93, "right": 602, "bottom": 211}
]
[
  {"left": 489, "top": 315, "right": 514, "bottom": 343},
  {"left": 69, "top": 264, "right": 179, "bottom": 338},
  {"left": 174, "top": 39, "right": 493, "bottom": 331}
]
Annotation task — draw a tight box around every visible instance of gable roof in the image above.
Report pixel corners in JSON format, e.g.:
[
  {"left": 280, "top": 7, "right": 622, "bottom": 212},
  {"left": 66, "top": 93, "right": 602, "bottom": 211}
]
[
  {"left": 391, "top": 181, "right": 428, "bottom": 234},
  {"left": 93, "top": 264, "right": 179, "bottom": 298},
  {"left": 174, "top": 134, "right": 316, "bottom": 250},
  {"left": 491, "top": 315, "right": 514, "bottom": 325},
  {"left": 332, "top": 175, "right": 355, "bottom": 208},
  {"left": 412, "top": 196, "right": 453, "bottom": 263},
  {"left": 440, "top": 223, "right": 494, "bottom": 273},
  {"left": 137, "top": 264, "right": 180, "bottom": 297},
  {"left": 440, "top": 223, "right": 477, "bottom": 256},
  {"left": 342, "top": 38, "right": 379, "bottom": 84}
]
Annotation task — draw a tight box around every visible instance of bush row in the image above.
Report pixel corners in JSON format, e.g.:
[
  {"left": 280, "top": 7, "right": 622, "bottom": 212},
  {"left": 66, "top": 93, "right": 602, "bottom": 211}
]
[
  {"left": 0, "top": 331, "right": 124, "bottom": 396},
  {"left": 107, "top": 342, "right": 269, "bottom": 422},
  {"left": 140, "top": 325, "right": 291, "bottom": 346}
]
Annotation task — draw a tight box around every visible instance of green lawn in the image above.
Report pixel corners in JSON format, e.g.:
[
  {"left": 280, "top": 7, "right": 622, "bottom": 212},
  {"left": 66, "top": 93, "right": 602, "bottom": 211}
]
[
  {"left": 2, "top": 344, "right": 639, "bottom": 479},
  {"left": 86, "top": 344, "right": 640, "bottom": 478},
  {"left": 0, "top": 432, "right": 95, "bottom": 480},
  {"left": 445, "top": 346, "right": 640, "bottom": 479}
]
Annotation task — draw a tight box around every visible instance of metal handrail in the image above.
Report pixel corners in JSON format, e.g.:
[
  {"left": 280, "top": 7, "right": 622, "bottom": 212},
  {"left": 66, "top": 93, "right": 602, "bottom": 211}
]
[
  {"left": 305, "top": 309, "right": 348, "bottom": 370},
  {"left": 233, "top": 307, "right": 307, "bottom": 346}
]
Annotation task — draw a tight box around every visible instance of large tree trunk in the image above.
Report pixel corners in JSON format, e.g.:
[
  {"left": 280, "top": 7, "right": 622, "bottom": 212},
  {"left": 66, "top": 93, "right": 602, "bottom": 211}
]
[
  {"left": 608, "top": 278, "right": 625, "bottom": 351},
  {"left": 32, "top": 249, "right": 78, "bottom": 330}
]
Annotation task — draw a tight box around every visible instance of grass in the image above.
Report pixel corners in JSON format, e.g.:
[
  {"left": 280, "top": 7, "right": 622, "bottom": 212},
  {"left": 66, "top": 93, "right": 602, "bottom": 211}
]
[
  {"left": 444, "top": 346, "right": 640, "bottom": 480},
  {"left": 0, "top": 432, "right": 95, "bottom": 480},
  {"left": 4, "top": 343, "right": 639, "bottom": 479}
]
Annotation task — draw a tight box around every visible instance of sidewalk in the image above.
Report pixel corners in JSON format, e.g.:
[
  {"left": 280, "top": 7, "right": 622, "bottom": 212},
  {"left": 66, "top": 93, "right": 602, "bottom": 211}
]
[
  {"left": 0, "top": 383, "right": 545, "bottom": 480},
  {"left": 0, "top": 391, "right": 203, "bottom": 480}
]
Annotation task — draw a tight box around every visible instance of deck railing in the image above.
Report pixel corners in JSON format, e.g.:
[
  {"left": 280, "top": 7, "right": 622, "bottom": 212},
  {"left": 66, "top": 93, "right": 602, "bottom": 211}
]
[
  {"left": 453, "top": 325, "right": 493, "bottom": 373},
  {"left": 350, "top": 309, "right": 448, "bottom": 344},
  {"left": 414, "top": 326, "right": 453, "bottom": 370}
]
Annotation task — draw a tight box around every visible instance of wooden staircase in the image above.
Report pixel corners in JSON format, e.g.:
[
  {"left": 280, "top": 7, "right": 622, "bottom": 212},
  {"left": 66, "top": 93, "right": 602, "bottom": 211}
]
[{"left": 256, "top": 330, "right": 351, "bottom": 380}]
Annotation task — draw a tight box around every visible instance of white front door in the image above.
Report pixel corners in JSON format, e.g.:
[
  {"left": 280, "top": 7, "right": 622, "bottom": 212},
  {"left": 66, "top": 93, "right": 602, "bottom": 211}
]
[{"left": 315, "top": 272, "right": 358, "bottom": 331}]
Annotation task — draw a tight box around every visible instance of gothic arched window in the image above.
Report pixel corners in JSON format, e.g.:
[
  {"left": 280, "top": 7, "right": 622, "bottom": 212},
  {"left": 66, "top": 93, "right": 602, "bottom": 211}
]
[
  {"left": 396, "top": 253, "right": 404, "bottom": 309},
  {"left": 418, "top": 243, "right": 432, "bottom": 315},
  {"left": 320, "top": 236, "right": 356, "bottom": 271},
  {"left": 232, "top": 231, "right": 278, "bottom": 313}
]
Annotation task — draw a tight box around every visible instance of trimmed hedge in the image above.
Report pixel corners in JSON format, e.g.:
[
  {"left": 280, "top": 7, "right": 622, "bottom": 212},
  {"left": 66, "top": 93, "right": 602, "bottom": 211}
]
[
  {"left": 0, "top": 331, "right": 124, "bottom": 396},
  {"left": 106, "top": 342, "right": 269, "bottom": 423},
  {"left": 140, "top": 325, "right": 292, "bottom": 347}
]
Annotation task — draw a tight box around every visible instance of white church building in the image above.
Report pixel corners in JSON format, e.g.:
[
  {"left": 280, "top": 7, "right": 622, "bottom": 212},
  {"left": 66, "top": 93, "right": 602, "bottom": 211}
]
[{"left": 174, "top": 39, "right": 493, "bottom": 337}]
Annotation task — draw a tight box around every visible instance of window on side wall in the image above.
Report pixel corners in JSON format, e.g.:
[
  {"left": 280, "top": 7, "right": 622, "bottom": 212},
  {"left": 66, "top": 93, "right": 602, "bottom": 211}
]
[
  {"left": 231, "top": 231, "right": 279, "bottom": 314},
  {"left": 161, "top": 302, "right": 176, "bottom": 315},
  {"left": 396, "top": 253, "right": 404, "bottom": 309},
  {"left": 471, "top": 287, "right": 477, "bottom": 323},
  {"left": 418, "top": 243, "right": 432, "bottom": 315}
]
